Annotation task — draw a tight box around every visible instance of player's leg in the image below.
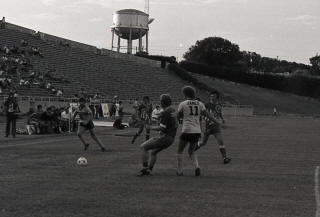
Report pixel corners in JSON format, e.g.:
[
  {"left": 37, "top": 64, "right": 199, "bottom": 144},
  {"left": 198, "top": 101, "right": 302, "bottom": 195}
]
[
  {"left": 195, "top": 129, "right": 211, "bottom": 152},
  {"left": 214, "top": 132, "right": 231, "bottom": 164},
  {"left": 89, "top": 128, "right": 106, "bottom": 152},
  {"left": 189, "top": 138, "right": 201, "bottom": 176},
  {"left": 137, "top": 137, "right": 158, "bottom": 176},
  {"left": 148, "top": 136, "right": 173, "bottom": 172},
  {"left": 5, "top": 115, "right": 11, "bottom": 137},
  {"left": 145, "top": 119, "right": 151, "bottom": 141},
  {"left": 177, "top": 136, "right": 188, "bottom": 176},
  {"left": 77, "top": 126, "right": 89, "bottom": 150},
  {"left": 131, "top": 121, "right": 144, "bottom": 144}
]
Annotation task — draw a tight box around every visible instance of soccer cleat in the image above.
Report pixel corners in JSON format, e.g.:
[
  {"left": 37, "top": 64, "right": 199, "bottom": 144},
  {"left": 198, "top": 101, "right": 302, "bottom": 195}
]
[
  {"left": 136, "top": 168, "right": 152, "bottom": 177},
  {"left": 223, "top": 157, "right": 231, "bottom": 164},
  {"left": 176, "top": 171, "right": 184, "bottom": 176},
  {"left": 195, "top": 167, "right": 201, "bottom": 176},
  {"left": 84, "top": 143, "right": 90, "bottom": 151},
  {"left": 101, "top": 147, "right": 106, "bottom": 152}
]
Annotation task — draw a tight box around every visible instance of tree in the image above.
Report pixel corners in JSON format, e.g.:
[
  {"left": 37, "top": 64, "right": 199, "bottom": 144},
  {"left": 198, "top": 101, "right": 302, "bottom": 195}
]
[
  {"left": 183, "top": 37, "right": 242, "bottom": 66},
  {"left": 310, "top": 55, "right": 320, "bottom": 75}
]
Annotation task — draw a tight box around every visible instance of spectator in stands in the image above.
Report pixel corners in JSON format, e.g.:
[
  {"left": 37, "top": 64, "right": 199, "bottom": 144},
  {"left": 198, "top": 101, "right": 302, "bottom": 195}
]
[
  {"left": 4, "top": 92, "right": 20, "bottom": 138},
  {"left": 0, "top": 17, "right": 5, "bottom": 29},
  {"left": 20, "top": 39, "right": 28, "bottom": 47},
  {"left": 31, "top": 46, "right": 44, "bottom": 57},
  {"left": 56, "top": 89, "right": 63, "bottom": 97},
  {"left": 79, "top": 87, "right": 87, "bottom": 99}
]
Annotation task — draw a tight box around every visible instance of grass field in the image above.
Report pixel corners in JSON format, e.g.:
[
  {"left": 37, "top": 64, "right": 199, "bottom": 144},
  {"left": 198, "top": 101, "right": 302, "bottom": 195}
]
[{"left": 0, "top": 116, "right": 320, "bottom": 217}]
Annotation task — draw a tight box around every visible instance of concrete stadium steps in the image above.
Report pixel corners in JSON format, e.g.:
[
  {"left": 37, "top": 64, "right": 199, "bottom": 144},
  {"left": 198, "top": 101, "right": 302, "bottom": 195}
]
[{"left": 0, "top": 27, "right": 206, "bottom": 101}]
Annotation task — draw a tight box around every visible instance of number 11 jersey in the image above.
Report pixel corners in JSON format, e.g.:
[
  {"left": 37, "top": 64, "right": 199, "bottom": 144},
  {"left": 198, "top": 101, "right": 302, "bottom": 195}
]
[{"left": 177, "top": 100, "right": 206, "bottom": 134}]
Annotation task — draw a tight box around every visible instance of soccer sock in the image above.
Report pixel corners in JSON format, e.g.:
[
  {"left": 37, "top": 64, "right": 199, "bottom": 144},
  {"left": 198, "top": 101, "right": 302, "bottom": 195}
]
[
  {"left": 190, "top": 153, "right": 200, "bottom": 169},
  {"left": 142, "top": 149, "right": 149, "bottom": 168},
  {"left": 219, "top": 146, "right": 227, "bottom": 158},
  {"left": 177, "top": 154, "right": 183, "bottom": 173}
]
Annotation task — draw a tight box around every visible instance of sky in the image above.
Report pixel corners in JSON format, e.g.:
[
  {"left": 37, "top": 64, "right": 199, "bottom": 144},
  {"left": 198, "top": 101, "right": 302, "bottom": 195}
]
[{"left": 1, "top": 0, "right": 319, "bottom": 64}]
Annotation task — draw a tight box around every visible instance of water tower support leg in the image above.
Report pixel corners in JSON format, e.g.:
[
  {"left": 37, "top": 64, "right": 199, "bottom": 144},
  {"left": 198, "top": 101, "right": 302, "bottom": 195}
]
[
  {"left": 117, "top": 35, "right": 121, "bottom": 52},
  {"left": 128, "top": 28, "right": 132, "bottom": 54},
  {"left": 111, "top": 29, "right": 115, "bottom": 51},
  {"left": 146, "top": 31, "right": 149, "bottom": 54},
  {"left": 138, "top": 30, "right": 142, "bottom": 52}
]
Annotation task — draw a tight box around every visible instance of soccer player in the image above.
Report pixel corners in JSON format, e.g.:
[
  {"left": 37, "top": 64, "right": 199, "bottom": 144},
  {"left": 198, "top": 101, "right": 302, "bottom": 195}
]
[
  {"left": 176, "top": 86, "right": 221, "bottom": 176},
  {"left": 195, "top": 91, "right": 231, "bottom": 164},
  {"left": 131, "top": 96, "right": 153, "bottom": 144},
  {"left": 137, "top": 94, "right": 178, "bottom": 176},
  {"left": 74, "top": 98, "right": 106, "bottom": 152}
]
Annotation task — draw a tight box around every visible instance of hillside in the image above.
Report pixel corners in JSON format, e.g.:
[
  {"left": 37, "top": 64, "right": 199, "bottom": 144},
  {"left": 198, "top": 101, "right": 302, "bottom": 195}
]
[{"left": 192, "top": 73, "right": 320, "bottom": 115}]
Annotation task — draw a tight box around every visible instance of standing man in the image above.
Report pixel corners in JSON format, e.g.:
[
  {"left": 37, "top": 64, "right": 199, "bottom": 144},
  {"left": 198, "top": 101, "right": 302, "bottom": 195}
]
[
  {"left": 4, "top": 92, "right": 20, "bottom": 138},
  {"left": 131, "top": 96, "right": 153, "bottom": 144},
  {"left": 176, "top": 86, "right": 221, "bottom": 176},
  {"left": 74, "top": 98, "right": 107, "bottom": 152},
  {"left": 137, "top": 94, "right": 178, "bottom": 176},
  {"left": 195, "top": 91, "right": 231, "bottom": 164}
]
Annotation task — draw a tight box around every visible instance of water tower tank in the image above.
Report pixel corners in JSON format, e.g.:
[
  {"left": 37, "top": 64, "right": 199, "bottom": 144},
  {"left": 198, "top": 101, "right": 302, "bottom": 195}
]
[
  {"left": 111, "top": 9, "right": 151, "bottom": 54},
  {"left": 112, "top": 9, "right": 149, "bottom": 40}
]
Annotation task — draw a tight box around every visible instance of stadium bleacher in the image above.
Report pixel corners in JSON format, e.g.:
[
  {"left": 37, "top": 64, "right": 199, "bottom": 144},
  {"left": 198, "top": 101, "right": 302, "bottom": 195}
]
[{"left": 0, "top": 25, "right": 207, "bottom": 101}]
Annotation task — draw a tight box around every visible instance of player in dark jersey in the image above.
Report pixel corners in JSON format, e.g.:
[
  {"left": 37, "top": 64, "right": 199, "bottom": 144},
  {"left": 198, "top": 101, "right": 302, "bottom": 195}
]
[
  {"left": 137, "top": 94, "right": 178, "bottom": 176},
  {"left": 195, "top": 91, "right": 231, "bottom": 164},
  {"left": 131, "top": 96, "right": 153, "bottom": 144},
  {"left": 74, "top": 98, "right": 106, "bottom": 152}
]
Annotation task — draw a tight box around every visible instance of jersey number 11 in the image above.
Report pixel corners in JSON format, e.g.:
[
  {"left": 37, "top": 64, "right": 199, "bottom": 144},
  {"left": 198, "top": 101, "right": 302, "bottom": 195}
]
[{"left": 189, "top": 106, "right": 199, "bottom": 116}]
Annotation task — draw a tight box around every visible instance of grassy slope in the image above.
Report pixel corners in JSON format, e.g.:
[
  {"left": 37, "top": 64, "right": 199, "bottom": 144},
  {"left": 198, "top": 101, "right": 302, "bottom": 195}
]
[
  {"left": 0, "top": 116, "right": 319, "bottom": 217},
  {"left": 192, "top": 73, "right": 320, "bottom": 115}
]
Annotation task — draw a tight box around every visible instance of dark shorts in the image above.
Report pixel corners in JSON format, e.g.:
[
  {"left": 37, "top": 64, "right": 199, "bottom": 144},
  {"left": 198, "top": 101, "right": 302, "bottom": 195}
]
[
  {"left": 205, "top": 124, "right": 221, "bottom": 135},
  {"left": 180, "top": 133, "right": 201, "bottom": 144},
  {"left": 79, "top": 120, "right": 94, "bottom": 130},
  {"left": 140, "top": 135, "right": 175, "bottom": 154}
]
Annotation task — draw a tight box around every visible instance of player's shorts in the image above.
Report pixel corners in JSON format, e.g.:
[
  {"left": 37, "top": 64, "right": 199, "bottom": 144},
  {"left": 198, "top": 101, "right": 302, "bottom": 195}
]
[
  {"left": 140, "top": 135, "right": 175, "bottom": 154},
  {"left": 79, "top": 120, "right": 94, "bottom": 130},
  {"left": 205, "top": 124, "right": 221, "bottom": 135},
  {"left": 180, "top": 133, "right": 201, "bottom": 143}
]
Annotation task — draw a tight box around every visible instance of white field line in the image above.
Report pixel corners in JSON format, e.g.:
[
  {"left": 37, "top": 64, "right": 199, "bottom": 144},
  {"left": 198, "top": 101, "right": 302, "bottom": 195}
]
[{"left": 315, "top": 166, "right": 320, "bottom": 217}]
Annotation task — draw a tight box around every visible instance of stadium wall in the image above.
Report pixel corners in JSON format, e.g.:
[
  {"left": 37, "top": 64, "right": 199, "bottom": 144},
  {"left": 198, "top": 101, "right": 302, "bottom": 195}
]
[{"left": 0, "top": 96, "right": 253, "bottom": 116}]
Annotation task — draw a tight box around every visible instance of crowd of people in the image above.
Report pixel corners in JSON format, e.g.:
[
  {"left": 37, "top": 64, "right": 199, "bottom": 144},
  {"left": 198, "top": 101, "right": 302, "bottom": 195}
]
[{"left": 0, "top": 40, "right": 66, "bottom": 96}]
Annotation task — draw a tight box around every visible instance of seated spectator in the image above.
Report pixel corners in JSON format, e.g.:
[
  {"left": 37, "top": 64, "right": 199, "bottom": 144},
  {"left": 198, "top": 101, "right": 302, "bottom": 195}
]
[
  {"left": 56, "top": 89, "right": 63, "bottom": 97},
  {"left": 26, "top": 105, "right": 43, "bottom": 134},
  {"left": 20, "top": 39, "right": 28, "bottom": 47},
  {"left": 0, "top": 17, "right": 5, "bottom": 29},
  {"left": 152, "top": 105, "right": 162, "bottom": 122},
  {"left": 46, "top": 82, "right": 52, "bottom": 89}
]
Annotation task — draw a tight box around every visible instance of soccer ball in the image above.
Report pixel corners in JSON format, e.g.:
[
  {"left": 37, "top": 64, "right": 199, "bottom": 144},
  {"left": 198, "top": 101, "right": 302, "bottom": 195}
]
[{"left": 77, "top": 157, "right": 88, "bottom": 166}]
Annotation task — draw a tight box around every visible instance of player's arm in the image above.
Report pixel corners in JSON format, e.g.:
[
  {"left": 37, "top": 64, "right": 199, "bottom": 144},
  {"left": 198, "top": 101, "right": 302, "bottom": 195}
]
[
  {"left": 200, "top": 103, "right": 220, "bottom": 125},
  {"left": 177, "top": 103, "right": 183, "bottom": 124}
]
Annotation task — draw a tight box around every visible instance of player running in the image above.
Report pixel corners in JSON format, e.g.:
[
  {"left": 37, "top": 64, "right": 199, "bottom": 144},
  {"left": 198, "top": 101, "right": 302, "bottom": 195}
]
[
  {"left": 195, "top": 91, "right": 231, "bottom": 164},
  {"left": 176, "top": 86, "right": 221, "bottom": 176},
  {"left": 131, "top": 96, "right": 153, "bottom": 144},
  {"left": 137, "top": 94, "right": 178, "bottom": 176},
  {"left": 74, "top": 97, "right": 106, "bottom": 152}
]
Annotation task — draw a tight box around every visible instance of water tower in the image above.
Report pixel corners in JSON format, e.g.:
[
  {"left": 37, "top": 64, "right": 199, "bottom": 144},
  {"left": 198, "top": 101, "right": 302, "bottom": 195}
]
[{"left": 111, "top": 9, "right": 153, "bottom": 54}]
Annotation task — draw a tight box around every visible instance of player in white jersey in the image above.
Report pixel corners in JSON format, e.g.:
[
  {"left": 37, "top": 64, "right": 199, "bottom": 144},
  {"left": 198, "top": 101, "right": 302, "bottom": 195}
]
[{"left": 176, "top": 86, "right": 221, "bottom": 176}]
